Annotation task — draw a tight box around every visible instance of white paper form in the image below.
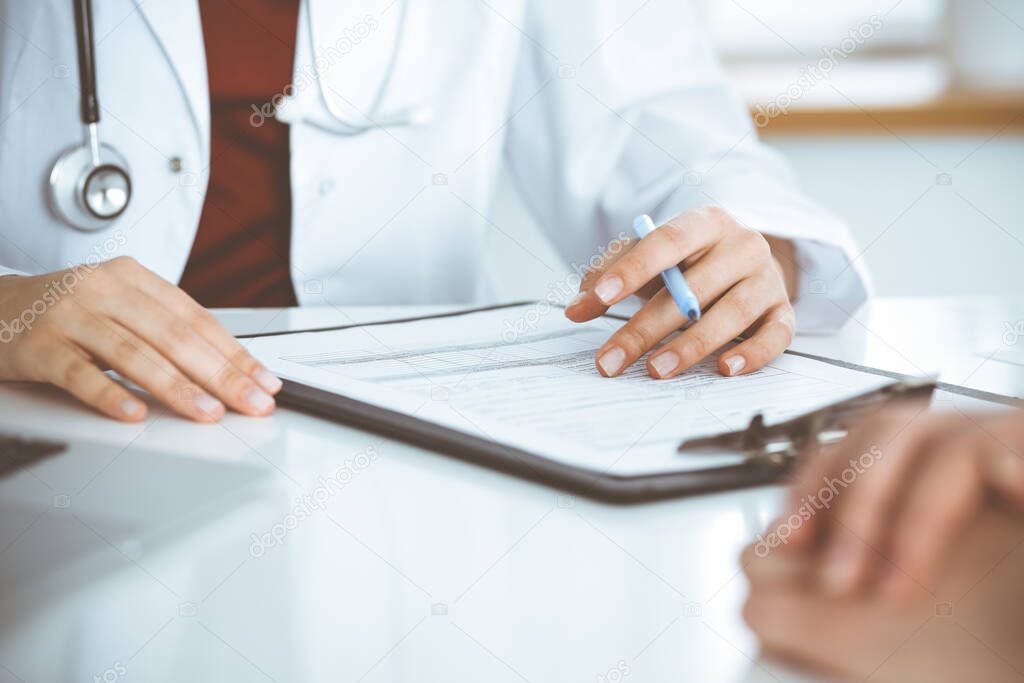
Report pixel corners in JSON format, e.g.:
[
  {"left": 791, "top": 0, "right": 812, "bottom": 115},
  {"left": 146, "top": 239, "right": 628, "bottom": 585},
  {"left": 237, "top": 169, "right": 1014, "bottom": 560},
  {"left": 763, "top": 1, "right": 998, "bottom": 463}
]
[{"left": 246, "top": 305, "right": 895, "bottom": 476}]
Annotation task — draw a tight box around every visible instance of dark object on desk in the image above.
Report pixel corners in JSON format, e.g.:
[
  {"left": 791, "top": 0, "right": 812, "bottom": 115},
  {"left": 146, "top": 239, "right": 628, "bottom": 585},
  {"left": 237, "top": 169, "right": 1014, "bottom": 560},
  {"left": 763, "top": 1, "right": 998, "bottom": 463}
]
[
  {"left": 678, "top": 377, "right": 937, "bottom": 464},
  {"left": 0, "top": 433, "right": 66, "bottom": 479},
  {"left": 279, "top": 377, "right": 803, "bottom": 504}
]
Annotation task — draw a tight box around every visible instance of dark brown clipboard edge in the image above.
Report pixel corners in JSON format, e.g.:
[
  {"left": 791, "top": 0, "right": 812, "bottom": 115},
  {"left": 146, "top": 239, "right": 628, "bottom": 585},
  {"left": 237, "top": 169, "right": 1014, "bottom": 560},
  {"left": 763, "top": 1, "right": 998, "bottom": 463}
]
[
  {"left": 241, "top": 302, "right": 1017, "bottom": 504},
  {"left": 277, "top": 377, "right": 794, "bottom": 504}
]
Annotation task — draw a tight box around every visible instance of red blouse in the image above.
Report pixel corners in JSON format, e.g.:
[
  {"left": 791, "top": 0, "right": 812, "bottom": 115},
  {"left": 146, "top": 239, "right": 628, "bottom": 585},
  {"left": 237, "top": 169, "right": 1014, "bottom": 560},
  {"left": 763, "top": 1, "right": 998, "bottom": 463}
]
[{"left": 178, "top": 0, "right": 300, "bottom": 307}]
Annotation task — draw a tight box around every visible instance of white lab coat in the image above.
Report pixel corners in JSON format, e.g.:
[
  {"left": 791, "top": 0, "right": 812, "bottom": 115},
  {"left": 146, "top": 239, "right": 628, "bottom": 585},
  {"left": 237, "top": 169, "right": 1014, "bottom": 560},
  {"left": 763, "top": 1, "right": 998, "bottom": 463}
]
[{"left": 0, "top": 0, "right": 866, "bottom": 331}]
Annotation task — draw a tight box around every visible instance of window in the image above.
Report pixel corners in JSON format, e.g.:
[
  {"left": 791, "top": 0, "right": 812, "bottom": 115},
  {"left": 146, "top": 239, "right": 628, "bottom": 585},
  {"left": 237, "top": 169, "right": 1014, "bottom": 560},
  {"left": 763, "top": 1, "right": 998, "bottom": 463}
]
[
  {"left": 703, "top": 0, "right": 1024, "bottom": 116},
  {"left": 709, "top": 0, "right": 948, "bottom": 60}
]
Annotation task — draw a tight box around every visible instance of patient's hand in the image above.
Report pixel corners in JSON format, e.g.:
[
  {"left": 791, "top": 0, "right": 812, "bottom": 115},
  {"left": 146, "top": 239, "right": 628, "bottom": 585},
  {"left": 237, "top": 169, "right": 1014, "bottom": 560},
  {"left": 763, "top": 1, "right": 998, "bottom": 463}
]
[
  {"left": 742, "top": 407, "right": 1024, "bottom": 682},
  {"left": 742, "top": 505, "right": 1024, "bottom": 682},
  {"left": 779, "top": 407, "right": 1024, "bottom": 597},
  {"left": 564, "top": 207, "right": 797, "bottom": 380}
]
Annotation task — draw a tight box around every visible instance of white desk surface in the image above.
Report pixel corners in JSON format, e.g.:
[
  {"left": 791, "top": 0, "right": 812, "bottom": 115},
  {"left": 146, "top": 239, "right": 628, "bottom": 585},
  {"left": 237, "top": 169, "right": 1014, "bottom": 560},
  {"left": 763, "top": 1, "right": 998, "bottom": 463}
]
[{"left": 0, "top": 297, "right": 1020, "bottom": 683}]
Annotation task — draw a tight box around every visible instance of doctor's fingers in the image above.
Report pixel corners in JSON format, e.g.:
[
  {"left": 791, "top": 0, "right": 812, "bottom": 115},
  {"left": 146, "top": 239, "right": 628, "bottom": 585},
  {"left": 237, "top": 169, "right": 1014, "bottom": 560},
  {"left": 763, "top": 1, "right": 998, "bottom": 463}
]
[
  {"left": 98, "top": 286, "right": 276, "bottom": 417},
  {"left": 102, "top": 257, "right": 281, "bottom": 394},
  {"left": 592, "top": 288, "right": 682, "bottom": 376},
  {"left": 564, "top": 238, "right": 660, "bottom": 323},
  {"left": 588, "top": 208, "right": 759, "bottom": 310},
  {"left": 67, "top": 315, "right": 227, "bottom": 422},
  {"left": 712, "top": 304, "right": 795, "bottom": 378},
  {"left": 592, "top": 242, "right": 777, "bottom": 377},
  {"left": 641, "top": 274, "right": 789, "bottom": 380},
  {"left": 35, "top": 340, "right": 149, "bottom": 422}
]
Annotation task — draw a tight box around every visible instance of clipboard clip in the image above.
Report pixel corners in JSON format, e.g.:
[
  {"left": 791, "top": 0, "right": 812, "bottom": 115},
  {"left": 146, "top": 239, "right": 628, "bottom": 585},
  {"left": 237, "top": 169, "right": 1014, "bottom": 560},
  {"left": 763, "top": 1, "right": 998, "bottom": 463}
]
[{"left": 677, "top": 376, "right": 937, "bottom": 465}]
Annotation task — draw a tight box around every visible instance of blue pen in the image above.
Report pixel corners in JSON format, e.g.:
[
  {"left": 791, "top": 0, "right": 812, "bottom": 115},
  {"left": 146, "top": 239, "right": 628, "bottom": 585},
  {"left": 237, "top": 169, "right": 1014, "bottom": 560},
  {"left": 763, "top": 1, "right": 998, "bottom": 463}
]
[{"left": 632, "top": 214, "right": 701, "bottom": 322}]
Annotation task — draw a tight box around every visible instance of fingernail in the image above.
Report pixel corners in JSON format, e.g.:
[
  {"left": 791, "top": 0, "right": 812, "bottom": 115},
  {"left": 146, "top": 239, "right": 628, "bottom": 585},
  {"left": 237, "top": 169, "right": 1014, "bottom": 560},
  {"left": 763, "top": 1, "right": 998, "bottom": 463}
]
[
  {"left": 566, "top": 291, "right": 587, "bottom": 310},
  {"left": 245, "top": 388, "right": 275, "bottom": 413},
  {"left": 254, "top": 368, "right": 283, "bottom": 393},
  {"left": 594, "top": 276, "right": 624, "bottom": 305},
  {"left": 821, "top": 540, "right": 857, "bottom": 594},
  {"left": 724, "top": 355, "right": 747, "bottom": 376},
  {"left": 650, "top": 351, "right": 680, "bottom": 378},
  {"left": 195, "top": 393, "right": 224, "bottom": 417},
  {"left": 119, "top": 398, "right": 143, "bottom": 418},
  {"left": 598, "top": 346, "right": 626, "bottom": 376}
]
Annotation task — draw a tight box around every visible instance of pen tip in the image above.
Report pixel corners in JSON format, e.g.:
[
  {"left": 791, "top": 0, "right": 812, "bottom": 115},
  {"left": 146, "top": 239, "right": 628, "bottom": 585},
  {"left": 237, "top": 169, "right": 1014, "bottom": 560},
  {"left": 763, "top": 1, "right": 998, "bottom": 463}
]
[{"left": 688, "top": 309, "right": 700, "bottom": 321}]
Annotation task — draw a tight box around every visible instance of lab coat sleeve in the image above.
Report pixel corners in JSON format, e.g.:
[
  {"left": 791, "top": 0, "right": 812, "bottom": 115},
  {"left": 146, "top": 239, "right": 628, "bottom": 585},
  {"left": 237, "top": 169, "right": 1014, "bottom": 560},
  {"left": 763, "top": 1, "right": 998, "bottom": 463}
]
[
  {"left": 0, "top": 266, "right": 28, "bottom": 278},
  {"left": 504, "top": 0, "right": 869, "bottom": 333}
]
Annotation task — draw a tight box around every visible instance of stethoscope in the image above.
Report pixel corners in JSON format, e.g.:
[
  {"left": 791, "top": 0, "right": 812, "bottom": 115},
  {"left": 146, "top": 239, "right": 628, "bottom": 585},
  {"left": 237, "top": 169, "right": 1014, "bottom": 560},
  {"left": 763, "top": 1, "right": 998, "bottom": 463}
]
[
  {"left": 49, "top": 0, "right": 426, "bottom": 232},
  {"left": 305, "top": 0, "right": 432, "bottom": 134},
  {"left": 49, "top": 0, "right": 133, "bottom": 232}
]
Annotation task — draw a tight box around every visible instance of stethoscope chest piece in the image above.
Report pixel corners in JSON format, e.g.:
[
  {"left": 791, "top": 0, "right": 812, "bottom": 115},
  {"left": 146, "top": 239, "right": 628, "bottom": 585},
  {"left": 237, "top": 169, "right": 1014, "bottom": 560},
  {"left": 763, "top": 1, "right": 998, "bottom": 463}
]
[{"left": 49, "top": 141, "right": 132, "bottom": 232}]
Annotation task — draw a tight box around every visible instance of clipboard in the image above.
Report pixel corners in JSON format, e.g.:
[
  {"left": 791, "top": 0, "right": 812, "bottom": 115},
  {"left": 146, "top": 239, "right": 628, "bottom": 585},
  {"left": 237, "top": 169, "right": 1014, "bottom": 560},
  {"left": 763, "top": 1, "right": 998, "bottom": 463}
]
[{"left": 243, "top": 303, "right": 1006, "bottom": 504}]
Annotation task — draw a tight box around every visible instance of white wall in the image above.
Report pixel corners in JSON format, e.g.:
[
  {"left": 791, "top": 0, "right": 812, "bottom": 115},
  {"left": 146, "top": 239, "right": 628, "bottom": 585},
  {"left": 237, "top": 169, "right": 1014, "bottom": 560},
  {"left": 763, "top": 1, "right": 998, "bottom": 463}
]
[
  {"left": 485, "top": 132, "right": 1024, "bottom": 300},
  {"left": 769, "top": 133, "right": 1024, "bottom": 296}
]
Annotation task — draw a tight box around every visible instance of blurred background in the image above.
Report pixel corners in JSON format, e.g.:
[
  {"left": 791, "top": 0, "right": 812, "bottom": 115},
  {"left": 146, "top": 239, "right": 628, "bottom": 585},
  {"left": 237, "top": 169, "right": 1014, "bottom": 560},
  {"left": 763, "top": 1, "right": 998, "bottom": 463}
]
[{"left": 488, "top": 0, "right": 1024, "bottom": 302}]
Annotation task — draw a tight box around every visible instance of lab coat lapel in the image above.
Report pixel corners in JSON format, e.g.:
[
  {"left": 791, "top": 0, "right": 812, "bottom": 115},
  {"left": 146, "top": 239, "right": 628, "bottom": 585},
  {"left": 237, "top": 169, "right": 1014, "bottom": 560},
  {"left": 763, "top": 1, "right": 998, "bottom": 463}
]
[{"left": 132, "top": 0, "right": 210, "bottom": 153}]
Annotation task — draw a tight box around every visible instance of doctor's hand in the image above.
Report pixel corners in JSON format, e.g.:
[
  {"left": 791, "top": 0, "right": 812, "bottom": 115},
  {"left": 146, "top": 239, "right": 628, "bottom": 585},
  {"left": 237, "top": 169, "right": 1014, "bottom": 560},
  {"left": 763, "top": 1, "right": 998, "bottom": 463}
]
[
  {"left": 0, "top": 257, "right": 282, "bottom": 422},
  {"left": 565, "top": 207, "right": 798, "bottom": 379}
]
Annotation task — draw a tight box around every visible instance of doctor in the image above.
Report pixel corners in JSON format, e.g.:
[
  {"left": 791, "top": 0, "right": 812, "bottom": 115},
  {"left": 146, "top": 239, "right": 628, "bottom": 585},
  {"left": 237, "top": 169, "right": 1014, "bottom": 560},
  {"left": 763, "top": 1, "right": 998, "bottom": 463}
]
[{"left": 0, "top": 0, "right": 866, "bottom": 423}]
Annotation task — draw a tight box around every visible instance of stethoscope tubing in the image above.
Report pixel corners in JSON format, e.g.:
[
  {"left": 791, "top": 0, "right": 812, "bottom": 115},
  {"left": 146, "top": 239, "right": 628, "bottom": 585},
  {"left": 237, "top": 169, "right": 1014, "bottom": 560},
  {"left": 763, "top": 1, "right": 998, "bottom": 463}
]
[
  {"left": 51, "top": 0, "right": 421, "bottom": 231},
  {"left": 73, "top": 0, "right": 101, "bottom": 126}
]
